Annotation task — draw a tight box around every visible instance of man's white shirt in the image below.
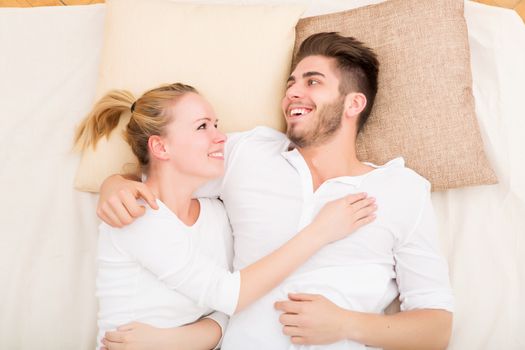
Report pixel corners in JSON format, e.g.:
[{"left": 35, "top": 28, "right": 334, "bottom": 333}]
[{"left": 199, "top": 127, "right": 454, "bottom": 350}]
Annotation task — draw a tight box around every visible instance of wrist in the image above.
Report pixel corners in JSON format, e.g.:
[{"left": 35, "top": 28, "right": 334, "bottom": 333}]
[
  {"left": 342, "top": 310, "right": 364, "bottom": 343},
  {"left": 303, "top": 221, "right": 330, "bottom": 247}
]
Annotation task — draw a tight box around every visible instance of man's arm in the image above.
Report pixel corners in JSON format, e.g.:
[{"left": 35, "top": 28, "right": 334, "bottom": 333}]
[
  {"left": 97, "top": 174, "right": 158, "bottom": 227},
  {"left": 101, "top": 317, "right": 222, "bottom": 350},
  {"left": 275, "top": 293, "right": 452, "bottom": 350}
]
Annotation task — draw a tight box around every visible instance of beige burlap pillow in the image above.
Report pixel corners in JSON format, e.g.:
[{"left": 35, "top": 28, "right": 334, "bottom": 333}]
[
  {"left": 295, "top": 0, "right": 497, "bottom": 191},
  {"left": 74, "top": 0, "right": 304, "bottom": 192}
]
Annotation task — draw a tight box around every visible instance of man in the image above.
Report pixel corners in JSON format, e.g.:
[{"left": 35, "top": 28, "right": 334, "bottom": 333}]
[{"left": 98, "top": 32, "right": 453, "bottom": 350}]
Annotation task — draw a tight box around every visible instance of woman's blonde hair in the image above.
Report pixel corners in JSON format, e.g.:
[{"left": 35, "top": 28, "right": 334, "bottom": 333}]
[{"left": 74, "top": 83, "right": 198, "bottom": 173}]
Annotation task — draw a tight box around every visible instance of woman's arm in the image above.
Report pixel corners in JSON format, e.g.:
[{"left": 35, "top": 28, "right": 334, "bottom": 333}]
[
  {"left": 235, "top": 193, "right": 376, "bottom": 312},
  {"left": 101, "top": 317, "right": 222, "bottom": 350}
]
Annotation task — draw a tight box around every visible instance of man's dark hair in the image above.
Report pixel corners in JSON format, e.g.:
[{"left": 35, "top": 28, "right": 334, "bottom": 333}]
[{"left": 293, "top": 32, "right": 379, "bottom": 133}]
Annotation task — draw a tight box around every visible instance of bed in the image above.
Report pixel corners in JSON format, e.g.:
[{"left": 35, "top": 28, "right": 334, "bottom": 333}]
[{"left": 0, "top": 0, "right": 523, "bottom": 349}]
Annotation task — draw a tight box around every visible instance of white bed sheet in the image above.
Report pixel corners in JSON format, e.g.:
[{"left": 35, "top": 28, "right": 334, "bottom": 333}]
[
  {"left": 0, "top": 5, "right": 105, "bottom": 349},
  {"left": 0, "top": 1, "right": 523, "bottom": 349},
  {"left": 432, "top": 3, "right": 525, "bottom": 348}
]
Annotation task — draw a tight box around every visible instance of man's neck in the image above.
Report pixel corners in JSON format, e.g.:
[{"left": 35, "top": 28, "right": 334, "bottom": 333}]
[{"left": 297, "top": 133, "right": 373, "bottom": 191}]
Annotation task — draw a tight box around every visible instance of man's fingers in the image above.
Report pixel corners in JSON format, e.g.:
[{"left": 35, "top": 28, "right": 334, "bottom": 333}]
[
  {"left": 97, "top": 209, "right": 117, "bottom": 228},
  {"left": 108, "top": 197, "right": 134, "bottom": 226},
  {"left": 282, "top": 325, "right": 304, "bottom": 337},
  {"left": 120, "top": 190, "right": 146, "bottom": 218},
  {"left": 291, "top": 336, "right": 308, "bottom": 345},
  {"left": 99, "top": 202, "right": 124, "bottom": 228},
  {"left": 275, "top": 300, "right": 303, "bottom": 314},
  {"left": 279, "top": 313, "right": 300, "bottom": 326},
  {"left": 136, "top": 184, "right": 158, "bottom": 210}
]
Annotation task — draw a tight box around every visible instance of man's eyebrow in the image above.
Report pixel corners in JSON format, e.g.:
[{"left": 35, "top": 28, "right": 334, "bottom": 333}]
[
  {"left": 303, "top": 71, "right": 325, "bottom": 78},
  {"left": 286, "top": 71, "right": 325, "bottom": 83}
]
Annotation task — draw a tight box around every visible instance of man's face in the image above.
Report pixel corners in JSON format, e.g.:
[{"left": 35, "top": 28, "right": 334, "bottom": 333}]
[{"left": 282, "top": 55, "right": 345, "bottom": 148}]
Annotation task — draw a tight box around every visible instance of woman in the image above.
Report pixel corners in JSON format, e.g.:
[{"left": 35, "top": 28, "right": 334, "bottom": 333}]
[{"left": 74, "top": 83, "right": 376, "bottom": 349}]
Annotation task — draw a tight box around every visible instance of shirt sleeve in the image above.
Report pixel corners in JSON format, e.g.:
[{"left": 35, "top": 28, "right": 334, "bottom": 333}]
[
  {"left": 202, "top": 311, "right": 230, "bottom": 349},
  {"left": 393, "top": 190, "right": 454, "bottom": 312},
  {"left": 113, "top": 219, "right": 241, "bottom": 315}
]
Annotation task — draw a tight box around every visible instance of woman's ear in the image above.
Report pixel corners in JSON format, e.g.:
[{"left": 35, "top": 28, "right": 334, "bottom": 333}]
[{"left": 148, "top": 135, "right": 170, "bottom": 161}]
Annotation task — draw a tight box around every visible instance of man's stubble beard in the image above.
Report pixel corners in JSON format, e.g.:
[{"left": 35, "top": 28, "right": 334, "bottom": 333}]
[{"left": 286, "top": 96, "right": 345, "bottom": 149}]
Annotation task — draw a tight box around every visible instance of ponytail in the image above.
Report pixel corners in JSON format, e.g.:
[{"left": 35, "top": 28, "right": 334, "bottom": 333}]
[{"left": 74, "top": 90, "right": 135, "bottom": 151}]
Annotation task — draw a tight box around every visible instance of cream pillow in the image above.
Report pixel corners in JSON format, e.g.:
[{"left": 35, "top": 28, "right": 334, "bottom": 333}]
[
  {"left": 75, "top": 0, "right": 304, "bottom": 192},
  {"left": 295, "top": 0, "right": 497, "bottom": 191}
]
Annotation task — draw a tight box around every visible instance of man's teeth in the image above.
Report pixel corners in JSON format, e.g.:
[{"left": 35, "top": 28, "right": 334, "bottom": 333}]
[
  {"left": 209, "top": 152, "right": 224, "bottom": 157},
  {"left": 290, "top": 108, "right": 311, "bottom": 116}
]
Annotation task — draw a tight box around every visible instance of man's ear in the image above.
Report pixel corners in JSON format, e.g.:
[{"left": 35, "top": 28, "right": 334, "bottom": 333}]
[
  {"left": 148, "top": 135, "right": 170, "bottom": 161},
  {"left": 343, "top": 92, "right": 367, "bottom": 119}
]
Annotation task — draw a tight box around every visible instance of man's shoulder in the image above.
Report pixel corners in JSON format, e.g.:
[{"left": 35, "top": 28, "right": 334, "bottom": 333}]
[
  {"left": 225, "top": 126, "right": 289, "bottom": 161},
  {"left": 198, "top": 197, "right": 228, "bottom": 219},
  {"left": 376, "top": 157, "right": 431, "bottom": 194},
  {"left": 249, "top": 125, "right": 287, "bottom": 139},
  {"left": 227, "top": 126, "right": 287, "bottom": 146}
]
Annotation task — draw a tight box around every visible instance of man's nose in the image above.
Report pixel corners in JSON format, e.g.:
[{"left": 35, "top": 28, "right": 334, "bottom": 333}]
[{"left": 286, "top": 83, "right": 303, "bottom": 100}]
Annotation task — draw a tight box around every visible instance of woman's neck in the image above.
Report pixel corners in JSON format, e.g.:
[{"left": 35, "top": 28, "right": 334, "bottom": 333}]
[{"left": 144, "top": 165, "right": 204, "bottom": 226}]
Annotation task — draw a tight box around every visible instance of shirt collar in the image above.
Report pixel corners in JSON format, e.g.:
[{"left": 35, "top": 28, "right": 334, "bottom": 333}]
[{"left": 281, "top": 147, "right": 405, "bottom": 187}]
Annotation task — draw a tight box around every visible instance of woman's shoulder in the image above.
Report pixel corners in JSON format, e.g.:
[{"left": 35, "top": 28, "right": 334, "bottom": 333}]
[
  {"left": 199, "top": 197, "right": 226, "bottom": 215},
  {"left": 99, "top": 203, "right": 179, "bottom": 240}
]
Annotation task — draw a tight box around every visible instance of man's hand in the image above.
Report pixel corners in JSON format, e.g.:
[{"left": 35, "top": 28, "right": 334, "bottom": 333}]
[
  {"left": 274, "top": 293, "right": 351, "bottom": 345},
  {"left": 97, "top": 174, "right": 158, "bottom": 227},
  {"left": 275, "top": 293, "right": 453, "bottom": 350}
]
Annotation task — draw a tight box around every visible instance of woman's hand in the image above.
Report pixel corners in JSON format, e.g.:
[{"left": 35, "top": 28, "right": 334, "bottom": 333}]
[
  {"left": 100, "top": 318, "right": 222, "bottom": 350},
  {"left": 310, "top": 192, "right": 376, "bottom": 244},
  {"left": 97, "top": 174, "right": 158, "bottom": 227},
  {"left": 101, "top": 322, "right": 168, "bottom": 350}
]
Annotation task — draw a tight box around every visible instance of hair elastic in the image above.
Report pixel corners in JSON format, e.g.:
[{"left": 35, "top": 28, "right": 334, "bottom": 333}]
[{"left": 130, "top": 101, "right": 136, "bottom": 113}]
